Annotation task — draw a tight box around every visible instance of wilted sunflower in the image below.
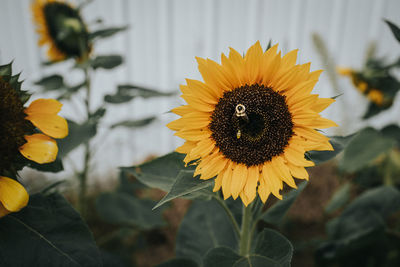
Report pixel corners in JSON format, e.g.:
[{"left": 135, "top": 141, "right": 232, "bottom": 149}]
[
  {"left": 31, "top": 0, "right": 91, "bottom": 61},
  {"left": 167, "top": 42, "right": 337, "bottom": 206},
  {"left": 0, "top": 176, "right": 29, "bottom": 217},
  {"left": 0, "top": 62, "right": 68, "bottom": 176}
]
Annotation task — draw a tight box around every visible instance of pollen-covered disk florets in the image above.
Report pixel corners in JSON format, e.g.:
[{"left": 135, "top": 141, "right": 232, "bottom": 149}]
[{"left": 168, "top": 41, "right": 337, "bottom": 206}]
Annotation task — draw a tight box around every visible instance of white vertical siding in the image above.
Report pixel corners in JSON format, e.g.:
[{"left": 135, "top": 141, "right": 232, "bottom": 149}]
[{"left": 1, "top": 0, "right": 400, "bottom": 178}]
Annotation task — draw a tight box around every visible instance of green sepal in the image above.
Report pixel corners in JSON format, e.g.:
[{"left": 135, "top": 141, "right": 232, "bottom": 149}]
[{"left": 0, "top": 61, "right": 12, "bottom": 76}]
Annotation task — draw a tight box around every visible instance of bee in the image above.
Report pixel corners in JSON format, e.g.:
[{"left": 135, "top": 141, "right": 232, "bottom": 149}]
[
  {"left": 233, "top": 104, "right": 248, "bottom": 139},
  {"left": 237, "top": 129, "right": 241, "bottom": 139}
]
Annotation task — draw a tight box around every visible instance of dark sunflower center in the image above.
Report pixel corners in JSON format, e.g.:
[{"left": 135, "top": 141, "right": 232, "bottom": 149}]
[
  {"left": 0, "top": 79, "right": 35, "bottom": 174},
  {"left": 43, "top": 2, "right": 89, "bottom": 58},
  {"left": 209, "top": 84, "right": 293, "bottom": 166}
]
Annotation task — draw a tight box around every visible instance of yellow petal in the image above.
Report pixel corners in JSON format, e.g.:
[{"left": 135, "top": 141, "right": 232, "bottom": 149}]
[
  {"left": 243, "top": 165, "right": 259, "bottom": 202},
  {"left": 244, "top": 41, "right": 263, "bottom": 84},
  {"left": 284, "top": 144, "right": 314, "bottom": 167},
  {"left": 262, "top": 163, "right": 283, "bottom": 199},
  {"left": 26, "top": 113, "right": 68, "bottom": 139},
  {"left": 287, "top": 163, "right": 309, "bottom": 180},
  {"left": 257, "top": 178, "right": 271, "bottom": 203},
  {"left": 312, "top": 98, "right": 336, "bottom": 113},
  {"left": 0, "top": 176, "right": 29, "bottom": 217},
  {"left": 185, "top": 79, "right": 219, "bottom": 104},
  {"left": 230, "top": 164, "right": 248, "bottom": 199},
  {"left": 25, "top": 98, "right": 62, "bottom": 115},
  {"left": 176, "top": 141, "right": 197, "bottom": 154},
  {"left": 271, "top": 157, "right": 297, "bottom": 188},
  {"left": 19, "top": 134, "right": 58, "bottom": 164},
  {"left": 222, "top": 162, "right": 234, "bottom": 199}
]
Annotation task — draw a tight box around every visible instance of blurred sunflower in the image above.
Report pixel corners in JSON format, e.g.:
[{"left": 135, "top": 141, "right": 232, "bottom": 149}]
[
  {"left": 0, "top": 176, "right": 29, "bottom": 217},
  {"left": 168, "top": 41, "right": 337, "bottom": 206},
  {"left": 338, "top": 64, "right": 398, "bottom": 119},
  {"left": 0, "top": 62, "right": 68, "bottom": 175},
  {"left": 31, "top": 0, "right": 91, "bottom": 61}
]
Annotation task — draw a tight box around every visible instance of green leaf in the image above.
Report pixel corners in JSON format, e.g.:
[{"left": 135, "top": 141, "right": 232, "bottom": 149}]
[
  {"left": 385, "top": 19, "right": 400, "bottom": 43},
  {"left": 0, "top": 61, "right": 12, "bottom": 76},
  {"left": 203, "top": 247, "right": 242, "bottom": 267},
  {"left": 324, "top": 182, "right": 351, "bottom": 214},
  {"left": 96, "top": 192, "right": 165, "bottom": 229},
  {"left": 233, "top": 256, "right": 280, "bottom": 267},
  {"left": 153, "top": 170, "right": 213, "bottom": 209},
  {"left": 104, "top": 85, "right": 176, "bottom": 104},
  {"left": 121, "top": 152, "right": 195, "bottom": 192},
  {"left": 104, "top": 93, "right": 134, "bottom": 104},
  {"left": 176, "top": 199, "right": 237, "bottom": 265},
  {"left": 319, "top": 186, "right": 400, "bottom": 261},
  {"left": 27, "top": 157, "right": 64, "bottom": 173},
  {"left": 339, "top": 127, "right": 396, "bottom": 173},
  {"left": 254, "top": 229, "right": 293, "bottom": 266},
  {"left": 110, "top": 116, "right": 156, "bottom": 129},
  {"left": 90, "top": 55, "right": 123, "bottom": 69},
  {"left": 0, "top": 193, "right": 101, "bottom": 267},
  {"left": 58, "top": 120, "right": 97, "bottom": 157},
  {"left": 308, "top": 135, "right": 355, "bottom": 165},
  {"left": 261, "top": 182, "right": 307, "bottom": 225},
  {"left": 118, "top": 84, "right": 176, "bottom": 98},
  {"left": 34, "top": 74, "right": 64, "bottom": 91},
  {"left": 88, "top": 26, "right": 128, "bottom": 40},
  {"left": 381, "top": 124, "right": 400, "bottom": 145},
  {"left": 155, "top": 258, "right": 199, "bottom": 267},
  {"left": 57, "top": 82, "right": 86, "bottom": 100}
]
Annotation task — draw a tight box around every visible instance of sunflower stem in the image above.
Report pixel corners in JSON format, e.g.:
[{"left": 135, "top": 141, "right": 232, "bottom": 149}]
[
  {"left": 239, "top": 203, "right": 253, "bottom": 256},
  {"left": 213, "top": 195, "right": 241, "bottom": 238},
  {"left": 78, "top": 58, "right": 91, "bottom": 218}
]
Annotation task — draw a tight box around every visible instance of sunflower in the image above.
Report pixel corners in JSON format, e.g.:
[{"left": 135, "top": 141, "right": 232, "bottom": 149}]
[
  {"left": 0, "top": 62, "right": 68, "bottom": 176},
  {"left": 0, "top": 176, "right": 29, "bottom": 217},
  {"left": 31, "top": 0, "right": 91, "bottom": 62},
  {"left": 167, "top": 42, "right": 337, "bottom": 206}
]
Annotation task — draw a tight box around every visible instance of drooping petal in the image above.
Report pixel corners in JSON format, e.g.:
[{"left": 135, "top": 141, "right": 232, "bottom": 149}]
[
  {"left": 19, "top": 133, "right": 58, "bottom": 164},
  {"left": 26, "top": 113, "right": 68, "bottom": 139},
  {"left": 0, "top": 176, "right": 29, "bottom": 217}
]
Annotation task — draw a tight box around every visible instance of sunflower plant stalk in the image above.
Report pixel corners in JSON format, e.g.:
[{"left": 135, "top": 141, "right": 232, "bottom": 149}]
[
  {"left": 31, "top": 0, "right": 176, "bottom": 218},
  {"left": 125, "top": 41, "right": 339, "bottom": 266}
]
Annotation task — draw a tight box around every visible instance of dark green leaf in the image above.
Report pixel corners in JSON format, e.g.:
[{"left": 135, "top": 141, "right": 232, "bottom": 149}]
[
  {"left": 324, "top": 182, "right": 351, "bottom": 214},
  {"left": 155, "top": 258, "right": 199, "bottom": 267},
  {"left": 90, "top": 55, "right": 123, "bottom": 69},
  {"left": 0, "top": 193, "right": 101, "bottom": 267},
  {"left": 203, "top": 247, "right": 242, "bottom": 267},
  {"left": 381, "top": 124, "right": 400, "bottom": 145},
  {"left": 233, "top": 256, "right": 279, "bottom": 267},
  {"left": 154, "top": 170, "right": 213, "bottom": 209},
  {"left": 308, "top": 134, "right": 355, "bottom": 165},
  {"left": 88, "top": 26, "right": 128, "bottom": 41},
  {"left": 104, "top": 93, "right": 134, "bottom": 104},
  {"left": 58, "top": 120, "right": 97, "bottom": 157},
  {"left": 339, "top": 127, "right": 396, "bottom": 173},
  {"left": 254, "top": 229, "right": 293, "bottom": 266},
  {"left": 96, "top": 192, "right": 165, "bottom": 229},
  {"left": 28, "top": 157, "right": 64, "bottom": 173},
  {"left": 176, "top": 199, "right": 237, "bottom": 265},
  {"left": 35, "top": 74, "right": 65, "bottom": 91},
  {"left": 261, "top": 182, "right": 307, "bottom": 225},
  {"left": 110, "top": 117, "right": 156, "bottom": 129},
  {"left": 121, "top": 152, "right": 195, "bottom": 192},
  {"left": 385, "top": 19, "right": 400, "bottom": 43},
  {"left": 118, "top": 84, "right": 176, "bottom": 98}
]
